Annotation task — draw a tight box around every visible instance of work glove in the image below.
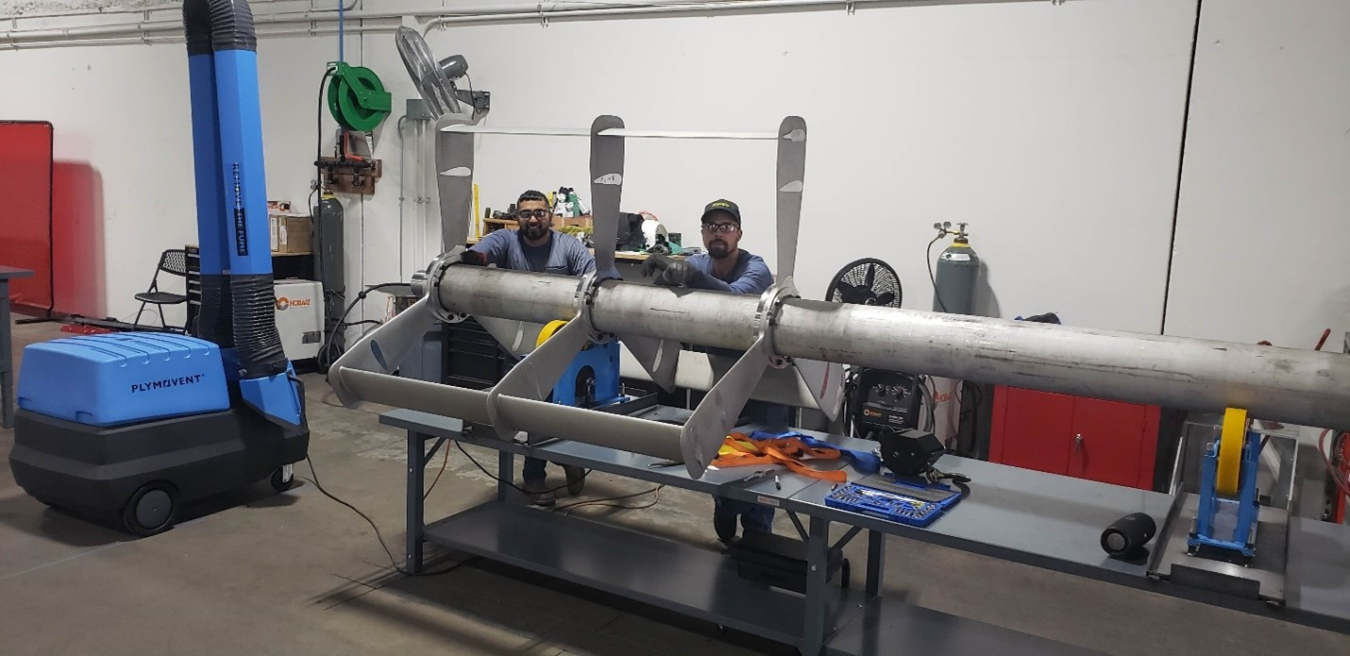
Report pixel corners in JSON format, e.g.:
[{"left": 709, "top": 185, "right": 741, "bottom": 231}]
[
  {"left": 459, "top": 250, "right": 487, "bottom": 267},
  {"left": 642, "top": 254, "right": 694, "bottom": 287}
]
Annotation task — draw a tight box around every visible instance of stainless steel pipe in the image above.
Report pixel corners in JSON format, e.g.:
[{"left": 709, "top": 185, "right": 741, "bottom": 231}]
[
  {"left": 437, "top": 266, "right": 1350, "bottom": 429},
  {"left": 774, "top": 300, "right": 1350, "bottom": 429}
]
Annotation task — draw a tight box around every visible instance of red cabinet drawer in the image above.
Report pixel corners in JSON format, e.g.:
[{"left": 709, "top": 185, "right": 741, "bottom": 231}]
[
  {"left": 991, "top": 386, "right": 1158, "bottom": 490},
  {"left": 991, "top": 387, "right": 1075, "bottom": 476},
  {"left": 1068, "top": 397, "right": 1159, "bottom": 489}
]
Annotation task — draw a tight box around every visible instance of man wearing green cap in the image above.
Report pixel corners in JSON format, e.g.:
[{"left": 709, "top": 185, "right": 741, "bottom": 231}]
[
  {"left": 644, "top": 199, "right": 783, "bottom": 543},
  {"left": 644, "top": 199, "right": 774, "bottom": 293}
]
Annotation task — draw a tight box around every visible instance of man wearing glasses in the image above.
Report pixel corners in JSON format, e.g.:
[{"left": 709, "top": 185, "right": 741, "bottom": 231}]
[
  {"left": 465, "top": 189, "right": 594, "bottom": 506},
  {"left": 644, "top": 199, "right": 773, "bottom": 293},
  {"left": 643, "top": 199, "right": 784, "bottom": 544}
]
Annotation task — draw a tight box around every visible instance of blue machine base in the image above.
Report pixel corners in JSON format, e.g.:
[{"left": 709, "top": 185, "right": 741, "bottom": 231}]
[{"left": 1188, "top": 429, "right": 1261, "bottom": 558}]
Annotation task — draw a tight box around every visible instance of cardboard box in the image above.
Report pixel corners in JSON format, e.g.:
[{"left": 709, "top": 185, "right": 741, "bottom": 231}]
[{"left": 270, "top": 214, "right": 313, "bottom": 254}]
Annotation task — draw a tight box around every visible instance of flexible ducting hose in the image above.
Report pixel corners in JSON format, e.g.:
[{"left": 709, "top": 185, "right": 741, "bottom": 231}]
[{"left": 184, "top": 0, "right": 287, "bottom": 378}]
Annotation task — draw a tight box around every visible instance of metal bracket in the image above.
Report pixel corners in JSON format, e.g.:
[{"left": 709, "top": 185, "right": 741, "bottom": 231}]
[
  {"left": 788, "top": 511, "right": 810, "bottom": 541},
  {"left": 435, "top": 113, "right": 475, "bottom": 252},
  {"left": 574, "top": 270, "right": 613, "bottom": 345},
  {"left": 484, "top": 276, "right": 612, "bottom": 440},
  {"left": 776, "top": 117, "right": 807, "bottom": 282},
  {"left": 755, "top": 279, "right": 799, "bottom": 369},
  {"left": 422, "top": 436, "right": 448, "bottom": 466},
  {"left": 589, "top": 115, "right": 625, "bottom": 282},
  {"left": 327, "top": 296, "right": 438, "bottom": 407},
  {"left": 679, "top": 334, "right": 776, "bottom": 478},
  {"left": 486, "top": 317, "right": 590, "bottom": 440},
  {"left": 417, "top": 247, "right": 467, "bottom": 324}
]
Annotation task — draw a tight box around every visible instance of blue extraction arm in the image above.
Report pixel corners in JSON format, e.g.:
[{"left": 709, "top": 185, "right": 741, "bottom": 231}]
[{"left": 183, "top": 0, "right": 304, "bottom": 433}]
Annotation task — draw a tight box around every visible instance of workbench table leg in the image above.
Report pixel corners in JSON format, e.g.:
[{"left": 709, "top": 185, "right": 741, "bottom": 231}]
[
  {"left": 866, "top": 529, "right": 885, "bottom": 598},
  {"left": 0, "top": 279, "right": 13, "bottom": 429},
  {"left": 497, "top": 450, "right": 514, "bottom": 501},
  {"left": 803, "top": 515, "right": 830, "bottom": 655},
  {"left": 406, "top": 430, "right": 427, "bottom": 575}
]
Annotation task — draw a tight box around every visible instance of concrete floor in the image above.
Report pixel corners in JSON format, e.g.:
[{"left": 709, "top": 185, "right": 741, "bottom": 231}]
[{"left": 2, "top": 320, "right": 1348, "bottom": 655}]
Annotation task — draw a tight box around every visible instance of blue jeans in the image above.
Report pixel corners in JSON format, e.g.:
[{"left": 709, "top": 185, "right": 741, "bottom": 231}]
[
  {"left": 714, "top": 497, "right": 775, "bottom": 533},
  {"left": 522, "top": 456, "right": 548, "bottom": 484}
]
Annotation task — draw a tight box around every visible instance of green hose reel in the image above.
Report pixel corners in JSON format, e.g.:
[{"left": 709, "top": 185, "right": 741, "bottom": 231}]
[{"left": 327, "top": 62, "right": 391, "bottom": 132}]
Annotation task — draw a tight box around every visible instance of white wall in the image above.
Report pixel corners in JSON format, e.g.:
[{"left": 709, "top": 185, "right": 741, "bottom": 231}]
[
  {"left": 0, "top": 43, "right": 194, "bottom": 323},
  {"left": 1165, "top": 0, "right": 1350, "bottom": 348},
  {"left": 378, "top": 0, "right": 1197, "bottom": 333},
  {"left": 0, "top": 31, "right": 364, "bottom": 326},
  {"left": 2, "top": 0, "right": 1199, "bottom": 336}
]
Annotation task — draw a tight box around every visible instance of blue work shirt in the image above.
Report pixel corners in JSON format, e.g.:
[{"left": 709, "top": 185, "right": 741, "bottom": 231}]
[
  {"left": 470, "top": 229, "right": 595, "bottom": 276},
  {"left": 683, "top": 249, "right": 774, "bottom": 295}
]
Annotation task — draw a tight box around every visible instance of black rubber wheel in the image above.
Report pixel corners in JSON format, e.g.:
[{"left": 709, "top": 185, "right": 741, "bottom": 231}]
[
  {"left": 121, "top": 483, "right": 176, "bottom": 537},
  {"left": 270, "top": 464, "right": 295, "bottom": 493}
]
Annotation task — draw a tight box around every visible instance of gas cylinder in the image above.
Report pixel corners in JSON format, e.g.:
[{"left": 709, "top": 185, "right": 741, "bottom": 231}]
[
  {"left": 932, "top": 224, "right": 979, "bottom": 314},
  {"left": 314, "top": 193, "right": 344, "bottom": 296},
  {"left": 314, "top": 192, "right": 345, "bottom": 358},
  {"left": 930, "top": 223, "right": 980, "bottom": 447}
]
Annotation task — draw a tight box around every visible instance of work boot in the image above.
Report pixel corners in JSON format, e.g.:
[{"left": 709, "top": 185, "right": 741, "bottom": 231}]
[
  {"left": 523, "top": 480, "right": 555, "bottom": 507},
  {"left": 564, "top": 465, "right": 586, "bottom": 496},
  {"left": 713, "top": 508, "right": 738, "bottom": 544}
]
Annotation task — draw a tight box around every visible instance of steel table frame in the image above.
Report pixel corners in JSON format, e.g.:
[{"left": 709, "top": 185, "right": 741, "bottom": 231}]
[
  {"left": 0, "top": 266, "right": 35, "bottom": 429},
  {"left": 382, "top": 409, "right": 1350, "bottom": 654}
]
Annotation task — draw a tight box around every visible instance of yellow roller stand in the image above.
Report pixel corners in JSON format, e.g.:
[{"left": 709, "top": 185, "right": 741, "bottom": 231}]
[
  {"left": 536, "top": 320, "right": 569, "bottom": 348},
  {"left": 1215, "top": 407, "right": 1248, "bottom": 497}
]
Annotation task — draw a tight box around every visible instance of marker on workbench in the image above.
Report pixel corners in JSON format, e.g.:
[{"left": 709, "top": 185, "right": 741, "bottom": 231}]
[{"left": 775, "top": 474, "right": 781, "bottom": 490}]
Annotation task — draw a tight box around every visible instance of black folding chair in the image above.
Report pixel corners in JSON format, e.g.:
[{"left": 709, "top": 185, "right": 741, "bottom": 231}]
[{"left": 133, "top": 249, "right": 188, "bottom": 332}]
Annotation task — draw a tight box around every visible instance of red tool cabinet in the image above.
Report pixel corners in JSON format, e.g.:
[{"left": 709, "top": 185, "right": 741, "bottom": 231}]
[{"left": 989, "top": 386, "right": 1160, "bottom": 490}]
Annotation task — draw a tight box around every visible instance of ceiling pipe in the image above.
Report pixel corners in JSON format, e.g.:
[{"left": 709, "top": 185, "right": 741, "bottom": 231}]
[
  {"left": 2, "top": 24, "right": 399, "bottom": 51},
  {"left": 1, "top": 0, "right": 1038, "bottom": 50},
  {"left": 0, "top": 0, "right": 352, "bottom": 23},
  {"left": 422, "top": 0, "right": 889, "bottom": 33}
]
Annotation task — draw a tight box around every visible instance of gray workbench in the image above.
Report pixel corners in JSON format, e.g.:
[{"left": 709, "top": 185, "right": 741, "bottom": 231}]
[
  {"left": 381, "top": 408, "right": 1350, "bottom": 654},
  {"left": 0, "top": 266, "right": 34, "bottom": 429}
]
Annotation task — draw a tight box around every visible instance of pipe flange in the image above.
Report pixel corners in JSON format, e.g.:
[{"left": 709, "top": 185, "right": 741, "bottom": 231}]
[
  {"left": 421, "top": 247, "right": 470, "bottom": 324},
  {"left": 574, "top": 270, "right": 614, "bottom": 344},
  {"left": 754, "top": 278, "right": 798, "bottom": 369}
]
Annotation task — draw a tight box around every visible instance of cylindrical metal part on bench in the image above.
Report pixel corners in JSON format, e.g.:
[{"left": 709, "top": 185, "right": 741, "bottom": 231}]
[{"left": 432, "top": 266, "right": 1350, "bottom": 430}]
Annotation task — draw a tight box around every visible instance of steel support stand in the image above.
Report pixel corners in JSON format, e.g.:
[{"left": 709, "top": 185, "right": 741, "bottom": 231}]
[{"left": 405, "top": 430, "right": 428, "bottom": 574}]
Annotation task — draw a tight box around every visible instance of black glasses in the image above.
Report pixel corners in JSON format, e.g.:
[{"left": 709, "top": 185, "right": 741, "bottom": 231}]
[
  {"left": 701, "top": 222, "right": 738, "bottom": 235},
  {"left": 516, "top": 209, "right": 551, "bottom": 220}
]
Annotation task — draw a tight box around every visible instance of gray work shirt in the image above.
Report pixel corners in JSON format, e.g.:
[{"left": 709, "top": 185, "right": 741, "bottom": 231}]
[
  {"left": 683, "top": 249, "right": 774, "bottom": 295},
  {"left": 470, "top": 229, "right": 596, "bottom": 276}
]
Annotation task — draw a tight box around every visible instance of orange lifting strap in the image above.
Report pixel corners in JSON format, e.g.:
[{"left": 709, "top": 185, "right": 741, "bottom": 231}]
[{"left": 712, "top": 433, "right": 848, "bottom": 483}]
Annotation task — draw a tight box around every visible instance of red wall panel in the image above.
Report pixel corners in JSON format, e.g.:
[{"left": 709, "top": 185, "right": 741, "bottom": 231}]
[{"left": 0, "top": 121, "right": 54, "bottom": 312}]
